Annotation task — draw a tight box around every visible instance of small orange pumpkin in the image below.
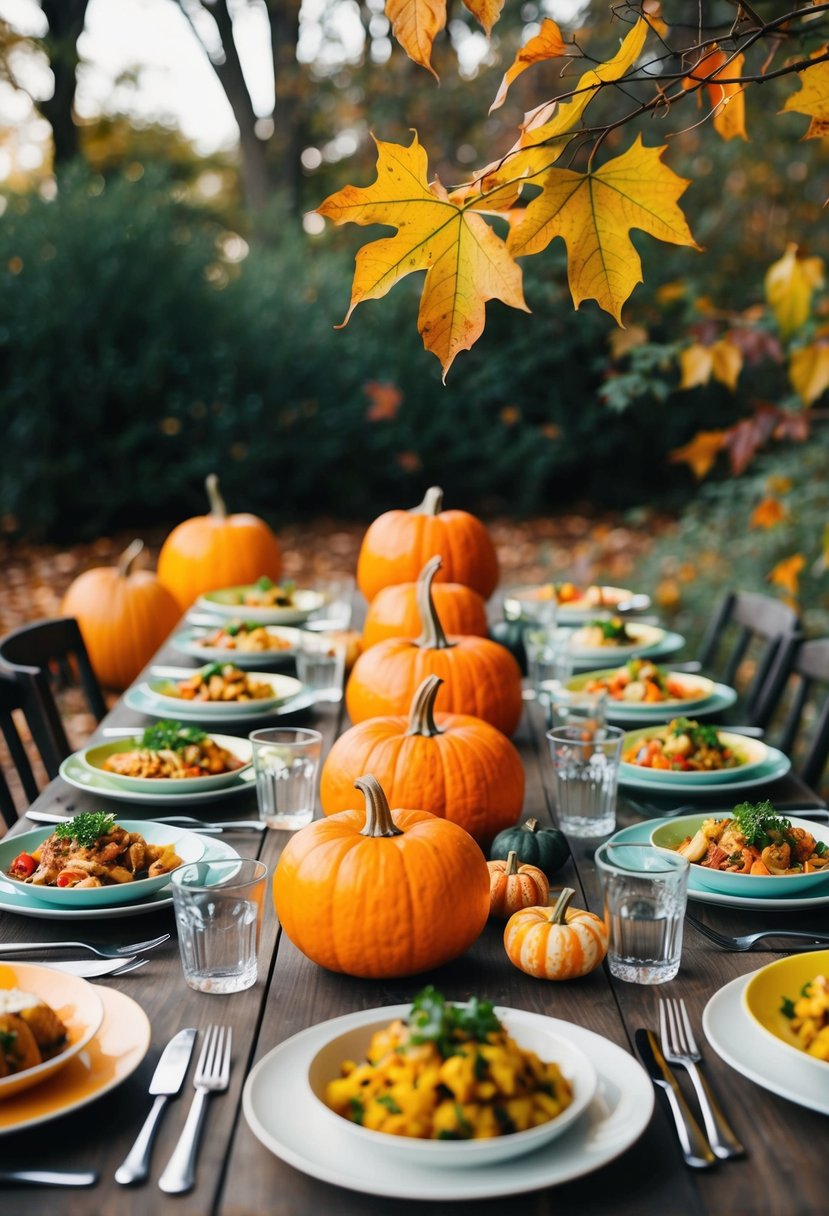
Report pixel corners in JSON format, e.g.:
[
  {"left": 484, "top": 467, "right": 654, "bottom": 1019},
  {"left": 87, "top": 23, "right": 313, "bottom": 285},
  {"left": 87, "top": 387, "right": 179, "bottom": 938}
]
[
  {"left": 488, "top": 851, "right": 549, "bottom": 919},
  {"left": 157, "top": 473, "right": 282, "bottom": 611},
  {"left": 346, "top": 557, "right": 523, "bottom": 736},
  {"left": 273, "top": 774, "right": 490, "bottom": 978},
  {"left": 61, "top": 539, "right": 181, "bottom": 690},
  {"left": 503, "top": 888, "right": 608, "bottom": 980},
  {"left": 320, "top": 675, "right": 524, "bottom": 846},
  {"left": 356, "top": 486, "right": 499, "bottom": 602},
  {"left": 362, "top": 579, "right": 488, "bottom": 650}
]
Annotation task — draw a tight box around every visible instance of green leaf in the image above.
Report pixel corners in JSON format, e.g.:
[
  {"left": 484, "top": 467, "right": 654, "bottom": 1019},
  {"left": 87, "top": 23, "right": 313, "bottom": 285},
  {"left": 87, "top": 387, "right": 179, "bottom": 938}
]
[{"left": 54, "top": 812, "right": 117, "bottom": 848}]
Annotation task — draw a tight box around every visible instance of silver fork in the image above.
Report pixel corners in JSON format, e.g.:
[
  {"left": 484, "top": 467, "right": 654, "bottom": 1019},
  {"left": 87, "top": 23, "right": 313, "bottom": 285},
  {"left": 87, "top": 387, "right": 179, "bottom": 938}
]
[
  {"left": 158, "top": 1025, "right": 232, "bottom": 1194},
  {"left": 687, "top": 913, "right": 829, "bottom": 952},
  {"left": 659, "top": 998, "right": 745, "bottom": 1161},
  {"left": 0, "top": 933, "right": 170, "bottom": 959}
]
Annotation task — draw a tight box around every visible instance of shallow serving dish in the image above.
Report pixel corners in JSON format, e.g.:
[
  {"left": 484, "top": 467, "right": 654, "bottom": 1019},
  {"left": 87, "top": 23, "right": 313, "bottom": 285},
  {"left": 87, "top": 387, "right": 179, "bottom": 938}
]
[
  {"left": 651, "top": 814, "right": 829, "bottom": 896},
  {"left": 80, "top": 733, "right": 253, "bottom": 794},
  {"left": 0, "top": 961, "right": 105, "bottom": 1100},
  {"left": 143, "top": 670, "right": 302, "bottom": 717},
  {"left": 742, "top": 951, "right": 829, "bottom": 1083},
  {"left": 565, "top": 668, "right": 716, "bottom": 714},
  {"left": 171, "top": 625, "right": 302, "bottom": 667},
  {"left": 306, "top": 1007, "right": 597, "bottom": 1168},
  {"left": 504, "top": 584, "right": 644, "bottom": 624},
  {"left": 564, "top": 623, "right": 665, "bottom": 659},
  {"left": 195, "top": 586, "right": 325, "bottom": 625},
  {"left": 0, "top": 820, "right": 207, "bottom": 908},
  {"left": 621, "top": 726, "right": 769, "bottom": 785}
]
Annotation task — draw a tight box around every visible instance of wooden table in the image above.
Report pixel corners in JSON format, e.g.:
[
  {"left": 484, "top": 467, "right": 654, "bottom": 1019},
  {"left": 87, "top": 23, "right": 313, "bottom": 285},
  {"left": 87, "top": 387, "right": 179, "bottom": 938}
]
[{"left": 1, "top": 639, "right": 826, "bottom": 1215}]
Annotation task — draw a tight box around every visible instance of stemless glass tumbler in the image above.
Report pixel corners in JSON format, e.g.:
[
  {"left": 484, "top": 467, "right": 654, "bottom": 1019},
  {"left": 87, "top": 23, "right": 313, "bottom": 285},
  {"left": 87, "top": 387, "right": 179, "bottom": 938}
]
[
  {"left": 595, "top": 842, "right": 690, "bottom": 985},
  {"left": 546, "top": 724, "right": 623, "bottom": 837}
]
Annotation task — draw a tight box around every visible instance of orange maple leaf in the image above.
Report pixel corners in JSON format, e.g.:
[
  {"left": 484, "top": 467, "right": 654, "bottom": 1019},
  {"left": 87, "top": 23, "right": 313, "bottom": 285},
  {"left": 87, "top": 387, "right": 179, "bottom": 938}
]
[
  {"left": 669, "top": 430, "right": 726, "bottom": 480},
  {"left": 750, "top": 497, "right": 787, "bottom": 530},
  {"left": 364, "top": 381, "right": 403, "bottom": 421},
  {"left": 490, "top": 18, "right": 567, "bottom": 113},
  {"left": 768, "top": 553, "right": 806, "bottom": 598},
  {"left": 685, "top": 47, "right": 747, "bottom": 141}
]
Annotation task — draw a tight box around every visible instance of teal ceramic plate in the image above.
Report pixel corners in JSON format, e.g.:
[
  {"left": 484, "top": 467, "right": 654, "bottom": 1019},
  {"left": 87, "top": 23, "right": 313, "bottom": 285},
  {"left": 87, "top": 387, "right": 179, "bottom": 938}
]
[
  {"left": 124, "top": 683, "right": 318, "bottom": 726},
  {"left": 59, "top": 752, "right": 254, "bottom": 805},
  {"left": 620, "top": 726, "right": 769, "bottom": 785},
  {"left": 565, "top": 668, "right": 717, "bottom": 716},
  {"left": 81, "top": 733, "right": 253, "bottom": 794},
  {"left": 566, "top": 632, "right": 686, "bottom": 673},
  {"left": 602, "top": 684, "right": 737, "bottom": 727},
  {"left": 195, "top": 586, "right": 324, "bottom": 625},
  {"left": 618, "top": 748, "right": 790, "bottom": 795}
]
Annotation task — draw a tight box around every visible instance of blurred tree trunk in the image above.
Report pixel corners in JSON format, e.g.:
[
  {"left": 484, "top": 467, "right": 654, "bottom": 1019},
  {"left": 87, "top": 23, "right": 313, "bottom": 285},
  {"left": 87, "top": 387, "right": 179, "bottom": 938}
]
[{"left": 32, "top": 0, "right": 89, "bottom": 167}]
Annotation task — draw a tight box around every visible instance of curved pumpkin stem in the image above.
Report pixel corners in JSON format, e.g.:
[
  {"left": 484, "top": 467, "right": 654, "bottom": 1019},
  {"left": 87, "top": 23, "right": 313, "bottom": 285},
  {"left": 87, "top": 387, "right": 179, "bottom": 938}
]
[
  {"left": 410, "top": 486, "right": 443, "bottom": 516},
  {"left": 406, "top": 675, "right": 444, "bottom": 738},
  {"left": 205, "top": 473, "right": 228, "bottom": 520},
  {"left": 118, "top": 538, "right": 145, "bottom": 578},
  {"left": 416, "top": 556, "right": 454, "bottom": 651},
  {"left": 505, "top": 850, "right": 520, "bottom": 875},
  {"left": 550, "top": 887, "right": 576, "bottom": 924},
  {"left": 356, "top": 774, "right": 404, "bottom": 838}
]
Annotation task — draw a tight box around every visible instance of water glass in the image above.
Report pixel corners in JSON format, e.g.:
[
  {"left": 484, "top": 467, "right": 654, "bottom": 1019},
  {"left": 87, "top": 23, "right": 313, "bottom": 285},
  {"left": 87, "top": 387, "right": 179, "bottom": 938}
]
[
  {"left": 305, "top": 576, "right": 354, "bottom": 632},
  {"left": 524, "top": 626, "right": 572, "bottom": 700},
  {"left": 171, "top": 858, "right": 269, "bottom": 995},
  {"left": 548, "top": 685, "right": 608, "bottom": 732},
  {"left": 503, "top": 584, "right": 558, "bottom": 628},
  {"left": 296, "top": 630, "right": 347, "bottom": 702},
  {"left": 546, "top": 724, "right": 623, "bottom": 837},
  {"left": 250, "top": 727, "right": 322, "bottom": 830},
  {"left": 595, "top": 842, "right": 690, "bottom": 985}
]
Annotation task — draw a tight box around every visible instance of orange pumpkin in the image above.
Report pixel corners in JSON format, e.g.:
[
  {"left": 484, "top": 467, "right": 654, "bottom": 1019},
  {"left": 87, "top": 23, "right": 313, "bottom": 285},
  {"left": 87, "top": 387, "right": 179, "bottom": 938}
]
[
  {"left": 273, "top": 774, "right": 490, "bottom": 978},
  {"left": 503, "top": 889, "right": 608, "bottom": 980},
  {"left": 488, "top": 852, "right": 549, "bottom": 919},
  {"left": 157, "top": 473, "right": 282, "bottom": 611},
  {"left": 356, "top": 486, "right": 499, "bottom": 602},
  {"left": 346, "top": 557, "right": 523, "bottom": 736},
  {"left": 362, "top": 579, "right": 488, "bottom": 650},
  {"left": 321, "top": 675, "right": 524, "bottom": 846},
  {"left": 61, "top": 539, "right": 181, "bottom": 691}
]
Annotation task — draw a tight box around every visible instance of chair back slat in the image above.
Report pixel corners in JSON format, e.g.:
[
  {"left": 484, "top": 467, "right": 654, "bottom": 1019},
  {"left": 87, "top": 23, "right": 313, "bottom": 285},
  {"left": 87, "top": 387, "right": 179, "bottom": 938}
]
[
  {"left": 761, "top": 637, "right": 829, "bottom": 795},
  {"left": 0, "top": 670, "right": 50, "bottom": 831}
]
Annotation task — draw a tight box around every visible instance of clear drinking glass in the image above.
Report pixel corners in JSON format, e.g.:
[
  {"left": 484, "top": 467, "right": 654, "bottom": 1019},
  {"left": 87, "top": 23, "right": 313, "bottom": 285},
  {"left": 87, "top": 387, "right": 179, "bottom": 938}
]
[
  {"left": 250, "top": 727, "right": 323, "bottom": 829},
  {"left": 296, "top": 630, "right": 347, "bottom": 702},
  {"left": 548, "top": 685, "right": 608, "bottom": 732},
  {"left": 171, "top": 858, "right": 269, "bottom": 995},
  {"left": 546, "top": 723, "right": 623, "bottom": 837},
  {"left": 304, "top": 576, "right": 355, "bottom": 632},
  {"left": 595, "top": 842, "right": 690, "bottom": 985},
  {"left": 524, "top": 626, "right": 572, "bottom": 703}
]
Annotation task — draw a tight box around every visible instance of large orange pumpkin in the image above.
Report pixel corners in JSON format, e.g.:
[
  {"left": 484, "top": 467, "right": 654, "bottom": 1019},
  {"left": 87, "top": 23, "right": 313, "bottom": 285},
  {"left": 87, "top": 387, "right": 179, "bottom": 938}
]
[
  {"left": 61, "top": 539, "right": 181, "bottom": 690},
  {"left": 321, "top": 675, "right": 524, "bottom": 846},
  {"left": 362, "top": 579, "right": 488, "bottom": 650},
  {"left": 273, "top": 774, "right": 490, "bottom": 978},
  {"left": 356, "top": 486, "right": 499, "bottom": 602},
  {"left": 157, "top": 473, "right": 282, "bottom": 611},
  {"left": 346, "top": 557, "right": 523, "bottom": 736}
]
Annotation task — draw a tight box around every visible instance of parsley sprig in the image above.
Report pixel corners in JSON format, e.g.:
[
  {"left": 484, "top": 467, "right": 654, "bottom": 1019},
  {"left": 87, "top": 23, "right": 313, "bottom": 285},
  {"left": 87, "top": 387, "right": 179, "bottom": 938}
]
[
  {"left": 54, "top": 812, "right": 117, "bottom": 847},
  {"left": 140, "top": 720, "right": 207, "bottom": 751},
  {"left": 730, "top": 800, "right": 794, "bottom": 849},
  {"left": 668, "top": 718, "right": 722, "bottom": 750},
  {"left": 408, "top": 986, "right": 501, "bottom": 1058}
]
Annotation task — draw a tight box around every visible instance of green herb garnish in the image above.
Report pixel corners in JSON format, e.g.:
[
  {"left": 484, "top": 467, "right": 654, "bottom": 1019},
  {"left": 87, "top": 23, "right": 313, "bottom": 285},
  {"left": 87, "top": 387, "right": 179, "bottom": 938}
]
[
  {"left": 780, "top": 996, "right": 796, "bottom": 1019},
  {"left": 589, "top": 617, "right": 628, "bottom": 641},
  {"left": 730, "top": 800, "right": 793, "bottom": 849},
  {"left": 348, "top": 1097, "right": 365, "bottom": 1125},
  {"left": 408, "top": 986, "right": 501, "bottom": 1058},
  {"left": 669, "top": 718, "right": 721, "bottom": 749},
  {"left": 140, "top": 721, "right": 207, "bottom": 751},
  {"left": 375, "top": 1094, "right": 402, "bottom": 1114},
  {"left": 54, "top": 812, "right": 116, "bottom": 847},
  {"left": 254, "top": 576, "right": 276, "bottom": 591},
  {"left": 199, "top": 662, "right": 230, "bottom": 679}
]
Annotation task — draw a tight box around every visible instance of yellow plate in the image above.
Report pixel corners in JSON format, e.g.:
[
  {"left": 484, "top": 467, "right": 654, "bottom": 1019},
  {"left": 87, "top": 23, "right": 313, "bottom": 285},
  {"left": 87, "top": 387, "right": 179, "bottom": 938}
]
[
  {"left": 0, "top": 962, "right": 104, "bottom": 1100},
  {"left": 0, "top": 984, "right": 150, "bottom": 1133},
  {"left": 742, "top": 950, "right": 829, "bottom": 1077}
]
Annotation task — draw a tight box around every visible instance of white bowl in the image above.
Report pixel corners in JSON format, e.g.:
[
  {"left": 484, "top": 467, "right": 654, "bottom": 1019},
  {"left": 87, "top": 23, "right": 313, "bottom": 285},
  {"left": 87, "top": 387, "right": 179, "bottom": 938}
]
[
  {"left": 144, "top": 670, "right": 302, "bottom": 716},
  {"left": 566, "top": 668, "right": 716, "bottom": 714},
  {"left": 621, "top": 727, "right": 769, "bottom": 784},
  {"left": 307, "top": 1005, "right": 596, "bottom": 1167},
  {"left": 80, "top": 733, "right": 253, "bottom": 794},
  {"left": 171, "top": 625, "right": 302, "bottom": 667}
]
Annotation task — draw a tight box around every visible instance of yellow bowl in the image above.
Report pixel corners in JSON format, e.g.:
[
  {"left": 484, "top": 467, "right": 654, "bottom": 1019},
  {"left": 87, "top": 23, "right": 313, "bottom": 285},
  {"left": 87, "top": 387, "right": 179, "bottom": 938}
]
[{"left": 742, "top": 951, "right": 829, "bottom": 1079}]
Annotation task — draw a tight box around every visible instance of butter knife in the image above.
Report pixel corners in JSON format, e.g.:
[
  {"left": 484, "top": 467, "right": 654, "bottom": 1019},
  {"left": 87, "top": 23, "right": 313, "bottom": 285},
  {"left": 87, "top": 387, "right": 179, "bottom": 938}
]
[
  {"left": 0, "top": 1169, "right": 98, "bottom": 1187},
  {"left": 635, "top": 1028, "right": 716, "bottom": 1169},
  {"left": 115, "top": 1028, "right": 197, "bottom": 1186}
]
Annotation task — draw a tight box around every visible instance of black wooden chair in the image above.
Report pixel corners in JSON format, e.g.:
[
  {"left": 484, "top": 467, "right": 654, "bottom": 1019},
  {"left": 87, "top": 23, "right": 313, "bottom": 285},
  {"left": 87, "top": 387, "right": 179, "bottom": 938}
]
[
  {"left": 0, "top": 617, "right": 107, "bottom": 783},
  {"left": 696, "top": 591, "right": 800, "bottom": 726},
  {"left": 756, "top": 636, "right": 829, "bottom": 792},
  {"left": 0, "top": 669, "right": 50, "bottom": 831}
]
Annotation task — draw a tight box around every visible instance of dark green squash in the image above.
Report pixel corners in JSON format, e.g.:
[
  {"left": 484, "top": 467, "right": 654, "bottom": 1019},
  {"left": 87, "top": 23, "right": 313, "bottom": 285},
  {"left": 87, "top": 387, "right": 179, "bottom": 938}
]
[
  {"left": 488, "top": 620, "right": 527, "bottom": 675},
  {"left": 489, "top": 817, "right": 570, "bottom": 878}
]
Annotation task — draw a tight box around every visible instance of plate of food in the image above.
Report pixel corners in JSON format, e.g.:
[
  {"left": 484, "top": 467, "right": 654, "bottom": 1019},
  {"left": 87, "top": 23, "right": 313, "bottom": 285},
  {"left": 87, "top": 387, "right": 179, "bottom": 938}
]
[
  {"left": 0, "top": 814, "right": 206, "bottom": 908},
  {"left": 650, "top": 804, "right": 829, "bottom": 895},
  {"left": 567, "top": 661, "right": 716, "bottom": 714},
  {"left": 80, "top": 722, "right": 252, "bottom": 794},
  {"left": 564, "top": 619, "right": 666, "bottom": 659},
  {"left": 0, "top": 961, "right": 104, "bottom": 1100},
  {"left": 504, "top": 584, "right": 647, "bottom": 624},
  {"left": 171, "top": 621, "right": 302, "bottom": 667},
  {"left": 742, "top": 952, "right": 829, "bottom": 1078},
  {"left": 142, "top": 664, "right": 302, "bottom": 716},
  {"left": 620, "top": 719, "right": 770, "bottom": 785},
  {"left": 195, "top": 578, "right": 325, "bottom": 625}
]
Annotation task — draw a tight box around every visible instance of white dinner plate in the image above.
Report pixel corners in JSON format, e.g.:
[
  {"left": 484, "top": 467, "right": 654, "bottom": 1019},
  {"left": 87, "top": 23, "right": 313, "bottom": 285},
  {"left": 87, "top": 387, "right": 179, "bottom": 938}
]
[
  {"left": 702, "top": 972, "right": 829, "bottom": 1116},
  {"left": 243, "top": 1005, "right": 654, "bottom": 1201},
  {"left": 0, "top": 835, "right": 240, "bottom": 920},
  {"left": 124, "top": 683, "right": 319, "bottom": 725},
  {"left": 606, "top": 820, "right": 829, "bottom": 910},
  {"left": 171, "top": 625, "right": 301, "bottom": 667},
  {"left": 565, "top": 632, "right": 686, "bottom": 673},
  {"left": 603, "top": 684, "right": 737, "bottom": 727},
  {"left": 59, "top": 752, "right": 255, "bottom": 805},
  {"left": 195, "top": 586, "right": 324, "bottom": 625},
  {"left": 618, "top": 747, "right": 791, "bottom": 796},
  {"left": 142, "top": 670, "right": 302, "bottom": 717}
]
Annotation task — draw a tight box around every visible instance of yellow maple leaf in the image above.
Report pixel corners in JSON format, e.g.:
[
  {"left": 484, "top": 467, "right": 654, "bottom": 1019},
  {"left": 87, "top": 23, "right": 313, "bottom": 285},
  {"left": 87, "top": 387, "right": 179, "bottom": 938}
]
[
  {"left": 765, "top": 244, "right": 825, "bottom": 337},
  {"left": 789, "top": 342, "right": 829, "bottom": 406},
  {"left": 386, "top": 0, "right": 504, "bottom": 77},
  {"left": 750, "top": 497, "right": 787, "bottom": 530},
  {"left": 768, "top": 553, "right": 806, "bottom": 598},
  {"left": 507, "top": 136, "right": 699, "bottom": 322},
  {"left": 782, "top": 55, "right": 829, "bottom": 139},
  {"left": 711, "top": 338, "right": 742, "bottom": 391},
  {"left": 669, "top": 430, "right": 726, "bottom": 479},
  {"left": 643, "top": 0, "right": 668, "bottom": 39},
  {"left": 490, "top": 18, "right": 567, "bottom": 113},
  {"left": 317, "top": 133, "right": 528, "bottom": 380},
  {"left": 679, "top": 343, "right": 713, "bottom": 389},
  {"left": 609, "top": 324, "right": 648, "bottom": 359}
]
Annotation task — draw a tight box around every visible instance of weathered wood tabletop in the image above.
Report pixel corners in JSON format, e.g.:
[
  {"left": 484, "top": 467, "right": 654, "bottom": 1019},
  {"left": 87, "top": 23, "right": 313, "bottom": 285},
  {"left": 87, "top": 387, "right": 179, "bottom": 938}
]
[{"left": 0, "top": 632, "right": 826, "bottom": 1215}]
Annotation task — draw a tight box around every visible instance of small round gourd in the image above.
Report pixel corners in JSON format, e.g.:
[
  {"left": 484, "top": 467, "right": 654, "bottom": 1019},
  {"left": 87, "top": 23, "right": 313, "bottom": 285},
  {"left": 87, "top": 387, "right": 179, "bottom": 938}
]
[
  {"left": 503, "top": 889, "right": 608, "bottom": 980},
  {"left": 489, "top": 818, "right": 570, "bottom": 879},
  {"left": 487, "top": 851, "right": 549, "bottom": 919}
]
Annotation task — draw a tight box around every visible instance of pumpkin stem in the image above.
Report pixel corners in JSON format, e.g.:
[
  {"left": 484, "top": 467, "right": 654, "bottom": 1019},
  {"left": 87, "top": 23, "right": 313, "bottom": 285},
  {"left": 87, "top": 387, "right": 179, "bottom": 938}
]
[
  {"left": 406, "top": 676, "right": 444, "bottom": 737},
  {"left": 356, "top": 774, "right": 404, "bottom": 838},
  {"left": 415, "top": 556, "right": 453, "bottom": 651},
  {"left": 505, "top": 850, "right": 520, "bottom": 875},
  {"left": 550, "top": 887, "right": 575, "bottom": 924},
  {"left": 523, "top": 818, "right": 540, "bottom": 835},
  {"left": 410, "top": 486, "right": 444, "bottom": 516},
  {"left": 118, "top": 538, "right": 145, "bottom": 577},
  {"left": 205, "top": 473, "right": 228, "bottom": 520}
]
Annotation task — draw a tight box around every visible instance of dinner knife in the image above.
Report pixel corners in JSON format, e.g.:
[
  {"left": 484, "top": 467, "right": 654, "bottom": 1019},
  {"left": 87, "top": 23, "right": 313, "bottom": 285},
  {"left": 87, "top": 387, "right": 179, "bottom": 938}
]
[
  {"left": 115, "top": 1028, "right": 197, "bottom": 1186},
  {"left": 635, "top": 1029, "right": 716, "bottom": 1170},
  {"left": 0, "top": 1169, "right": 99, "bottom": 1187}
]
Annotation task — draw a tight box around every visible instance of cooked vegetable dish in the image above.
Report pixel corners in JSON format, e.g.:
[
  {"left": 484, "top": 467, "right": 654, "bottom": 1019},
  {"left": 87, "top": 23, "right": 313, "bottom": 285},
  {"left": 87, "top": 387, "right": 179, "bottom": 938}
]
[
  {"left": 196, "top": 620, "right": 293, "bottom": 654},
  {"left": 235, "top": 576, "right": 297, "bottom": 608},
  {"left": 103, "top": 721, "right": 245, "bottom": 780},
  {"left": 624, "top": 718, "right": 742, "bottom": 772},
  {"left": 324, "top": 986, "right": 573, "bottom": 1141},
  {"left": 782, "top": 975, "right": 829, "bottom": 1060},
  {"left": 571, "top": 617, "right": 637, "bottom": 649},
  {"left": 8, "top": 812, "right": 182, "bottom": 889},
  {"left": 673, "top": 802, "right": 829, "bottom": 876},
  {"left": 162, "top": 663, "right": 274, "bottom": 703},
  {"left": 585, "top": 659, "right": 700, "bottom": 704},
  {"left": 0, "top": 989, "right": 67, "bottom": 1079}
]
